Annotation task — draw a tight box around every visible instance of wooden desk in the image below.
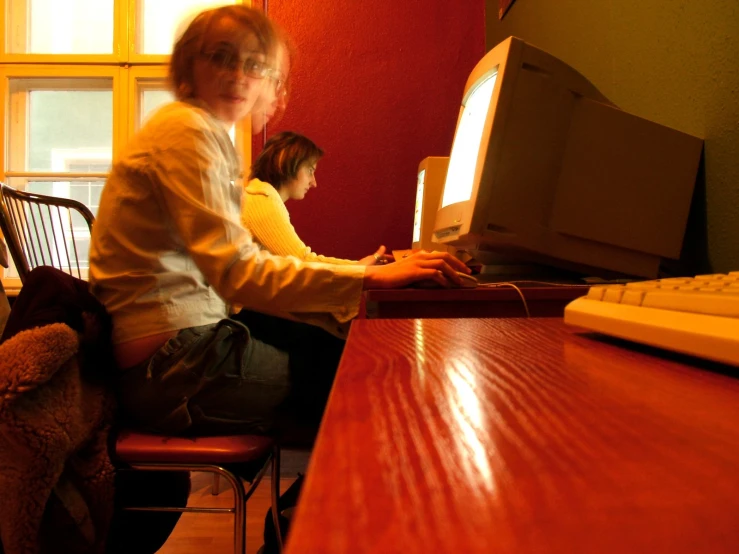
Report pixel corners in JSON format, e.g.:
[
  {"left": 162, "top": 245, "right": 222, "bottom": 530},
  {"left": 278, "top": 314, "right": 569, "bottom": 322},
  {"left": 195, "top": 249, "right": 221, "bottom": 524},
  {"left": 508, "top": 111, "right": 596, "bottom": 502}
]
[
  {"left": 285, "top": 318, "right": 739, "bottom": 554},
  {"left": 359, "top": 284, "right": 588, "bottom": 318}
]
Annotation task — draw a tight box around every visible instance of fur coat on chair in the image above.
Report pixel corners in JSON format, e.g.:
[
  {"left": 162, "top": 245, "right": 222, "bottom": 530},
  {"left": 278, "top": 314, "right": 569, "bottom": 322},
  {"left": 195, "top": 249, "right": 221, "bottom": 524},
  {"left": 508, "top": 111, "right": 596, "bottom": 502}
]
[{"left": 0, "top": 322, "right": 116, "bottom": 554}]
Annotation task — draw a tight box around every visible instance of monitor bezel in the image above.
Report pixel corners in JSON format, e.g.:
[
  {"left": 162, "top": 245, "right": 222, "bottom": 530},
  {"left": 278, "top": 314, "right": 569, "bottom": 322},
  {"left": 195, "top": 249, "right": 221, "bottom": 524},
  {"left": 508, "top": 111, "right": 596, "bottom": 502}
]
[{"left": 433, "top": 36, "right": 525, "bottom": 245}]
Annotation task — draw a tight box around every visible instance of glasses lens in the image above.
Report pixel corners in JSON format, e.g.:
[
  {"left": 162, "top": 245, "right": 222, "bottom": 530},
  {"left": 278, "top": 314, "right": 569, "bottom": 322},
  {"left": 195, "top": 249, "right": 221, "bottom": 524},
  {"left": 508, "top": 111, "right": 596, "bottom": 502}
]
[
  {"left": 243, "top": 58, "right": 268, "bottom": 79},
  {"left": 266, "top": 69, "right": 285, "bottom": 95},
  {"left": 208, "top": 49, "right": 233, "bottom": 70},
  {"left": 205, "top": 49, "right": 274, "bottom": 81}
]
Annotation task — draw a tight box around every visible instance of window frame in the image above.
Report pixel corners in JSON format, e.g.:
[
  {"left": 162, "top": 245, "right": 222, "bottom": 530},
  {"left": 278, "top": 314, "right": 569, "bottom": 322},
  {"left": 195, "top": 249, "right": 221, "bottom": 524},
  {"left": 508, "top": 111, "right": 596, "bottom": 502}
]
[
  {"left": 0, "top": 65, "right": 122, "bottom": 169},
  {"left": 0, "top": 0, "right": 127, "bottom": 63},
  {"left": 0, "top": 0, "right": 255, "bottom": 286}
]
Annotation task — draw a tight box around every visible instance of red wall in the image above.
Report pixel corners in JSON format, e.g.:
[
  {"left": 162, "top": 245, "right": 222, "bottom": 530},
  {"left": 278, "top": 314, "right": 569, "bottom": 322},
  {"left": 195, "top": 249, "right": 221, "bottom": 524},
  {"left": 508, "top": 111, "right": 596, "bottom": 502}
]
[{"left": 254, "top": 1, "right": 486, "bottom": 260}]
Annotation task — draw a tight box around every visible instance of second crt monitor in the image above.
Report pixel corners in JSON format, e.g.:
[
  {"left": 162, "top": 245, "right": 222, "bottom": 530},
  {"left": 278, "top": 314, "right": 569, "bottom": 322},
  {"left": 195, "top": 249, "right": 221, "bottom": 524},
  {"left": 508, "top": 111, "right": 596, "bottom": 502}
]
[
  {"left": 412, "top": 156, "right": 450, "bottom": 253},
  {"left": 433, "top": 36, "right": 703, "bottom": 278}
]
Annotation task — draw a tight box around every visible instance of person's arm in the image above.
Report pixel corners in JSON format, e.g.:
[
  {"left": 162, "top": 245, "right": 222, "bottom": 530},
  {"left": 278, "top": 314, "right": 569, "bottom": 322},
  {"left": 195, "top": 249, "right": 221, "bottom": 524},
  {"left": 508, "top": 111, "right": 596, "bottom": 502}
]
[
  {"left": 151, "top": 114, "right": 364, "bottom": 323},
  {"left": 243, "top": 186, "right": 356, "bottom": 265}
]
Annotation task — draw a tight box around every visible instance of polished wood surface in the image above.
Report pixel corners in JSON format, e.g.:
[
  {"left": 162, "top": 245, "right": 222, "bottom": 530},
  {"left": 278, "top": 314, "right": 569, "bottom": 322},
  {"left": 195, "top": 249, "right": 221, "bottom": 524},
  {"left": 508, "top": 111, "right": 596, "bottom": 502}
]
[
  {"left": 359, "top": 284, "right": 587, "bottom": 318},
  {"left": 286, "top": 318, "right": 739, "bottom": 553}
]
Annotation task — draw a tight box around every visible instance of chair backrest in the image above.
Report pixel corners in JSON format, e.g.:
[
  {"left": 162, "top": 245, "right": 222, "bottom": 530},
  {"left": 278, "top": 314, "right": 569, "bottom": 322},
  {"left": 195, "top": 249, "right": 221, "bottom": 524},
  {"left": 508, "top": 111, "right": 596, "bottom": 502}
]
[
  {"left": 0, "top": 182, "right": 95, "bottom": 284},
  {"left": 0, "top": 235, "right": 8, "bottom": 268}
]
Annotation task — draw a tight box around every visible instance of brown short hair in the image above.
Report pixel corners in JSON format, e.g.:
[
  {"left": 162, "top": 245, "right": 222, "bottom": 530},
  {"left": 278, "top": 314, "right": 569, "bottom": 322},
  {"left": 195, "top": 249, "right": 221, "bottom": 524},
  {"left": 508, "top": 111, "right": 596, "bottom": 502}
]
[
  {"left": 169, "top": 5, "right": 278, "bottom": 100},
  {"left": 250, "top": 132, "right": 324, "bottom": 188}
]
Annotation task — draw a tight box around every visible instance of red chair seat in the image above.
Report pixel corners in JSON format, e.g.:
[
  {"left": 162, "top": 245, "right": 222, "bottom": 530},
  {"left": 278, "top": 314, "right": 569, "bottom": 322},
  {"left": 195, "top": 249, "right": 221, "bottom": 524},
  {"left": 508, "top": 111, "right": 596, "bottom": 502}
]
[{"left": 114, "top": 430, "right": 273, "bottom": 465}]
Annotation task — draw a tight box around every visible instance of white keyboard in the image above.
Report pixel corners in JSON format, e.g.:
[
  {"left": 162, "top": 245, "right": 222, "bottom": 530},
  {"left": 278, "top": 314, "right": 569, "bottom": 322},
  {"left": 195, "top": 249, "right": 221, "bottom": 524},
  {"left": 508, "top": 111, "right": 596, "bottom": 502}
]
[{"left": 564, "top": 272, "right": 739, "bottom": 366}]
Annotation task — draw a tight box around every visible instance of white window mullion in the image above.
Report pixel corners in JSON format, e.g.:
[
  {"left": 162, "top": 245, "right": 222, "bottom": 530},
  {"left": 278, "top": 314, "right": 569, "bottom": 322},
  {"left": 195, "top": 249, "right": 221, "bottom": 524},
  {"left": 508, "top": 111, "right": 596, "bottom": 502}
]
[{"left": 5, "top": 0, "right": 29, "bottom": 54}]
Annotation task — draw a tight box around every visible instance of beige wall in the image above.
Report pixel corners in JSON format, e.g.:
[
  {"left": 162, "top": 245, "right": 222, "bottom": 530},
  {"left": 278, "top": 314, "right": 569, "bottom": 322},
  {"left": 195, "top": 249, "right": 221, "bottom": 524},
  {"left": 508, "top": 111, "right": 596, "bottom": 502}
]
[{"left": 486, "top": 0, "right": 739, "bottom": 273}]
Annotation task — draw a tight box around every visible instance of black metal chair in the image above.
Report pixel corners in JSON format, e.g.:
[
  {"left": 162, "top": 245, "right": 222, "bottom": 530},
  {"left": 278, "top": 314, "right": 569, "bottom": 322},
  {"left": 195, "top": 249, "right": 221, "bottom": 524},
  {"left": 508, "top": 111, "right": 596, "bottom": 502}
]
[
  {"left": 0, "top": 236, "right": 9, "bottom": 335},
  {"left": 0, "top": 181, "right": 283, "bottom": 553},
  {"left": 0, "top": 182, "right": 95, "bottom": 283}
]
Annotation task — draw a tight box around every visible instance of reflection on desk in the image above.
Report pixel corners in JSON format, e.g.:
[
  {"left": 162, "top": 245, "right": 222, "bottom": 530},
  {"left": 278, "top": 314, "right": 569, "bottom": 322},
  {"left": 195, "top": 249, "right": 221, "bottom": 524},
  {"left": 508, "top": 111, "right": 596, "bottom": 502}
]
[{"left": 286, "top": 318, "right": 739, "bottom": 554}]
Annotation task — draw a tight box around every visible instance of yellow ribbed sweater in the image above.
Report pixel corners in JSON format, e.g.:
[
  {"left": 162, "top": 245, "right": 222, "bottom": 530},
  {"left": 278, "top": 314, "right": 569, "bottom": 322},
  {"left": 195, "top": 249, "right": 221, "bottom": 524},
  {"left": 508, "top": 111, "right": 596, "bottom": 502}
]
[{"left": 242, "top": 178, "right": 356, "bottom": 265}]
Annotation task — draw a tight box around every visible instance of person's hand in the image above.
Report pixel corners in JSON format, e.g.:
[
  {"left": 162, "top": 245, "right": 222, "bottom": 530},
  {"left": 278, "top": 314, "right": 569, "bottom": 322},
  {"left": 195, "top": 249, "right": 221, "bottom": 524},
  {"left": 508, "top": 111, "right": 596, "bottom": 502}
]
[
  {"left": 357, "top": 245, "right": 394, "bottom": 266},
  {"left": 362, "top": 250, "right": 470, "bottom": 289}
]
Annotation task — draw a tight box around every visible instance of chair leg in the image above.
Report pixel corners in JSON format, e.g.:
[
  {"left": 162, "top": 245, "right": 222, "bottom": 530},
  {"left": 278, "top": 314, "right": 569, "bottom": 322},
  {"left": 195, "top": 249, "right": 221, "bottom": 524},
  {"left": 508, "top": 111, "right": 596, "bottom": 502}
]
[
  {"left": 215, "top": 468, "right": 247, "bottom": 554},
  {"left": 271, "top": 445, "right": 284, "bottom": 553},
  {"left": 121, "top": 461, "right": 276, "bottom": 554}
]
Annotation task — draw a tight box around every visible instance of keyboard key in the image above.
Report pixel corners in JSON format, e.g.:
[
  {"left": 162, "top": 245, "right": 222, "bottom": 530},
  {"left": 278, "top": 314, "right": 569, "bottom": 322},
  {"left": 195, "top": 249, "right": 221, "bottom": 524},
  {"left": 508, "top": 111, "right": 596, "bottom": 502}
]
[
  {"left": 641, "top": 290, "right": 739, "bottom": 317},
  {"left": 620, "top": 290, "right": 645, "bottom": 306},
  {"left": 603, "top": 287, "right": 625, "bottom": 303},
  {"left": 657, "top": 278, "right": 692, "bottom": 284},
  {"left": 587, "top": 286, "right": 607, "bottom": 300},
  {"left": 625, "top": 281, "right": 660, "bottom": 290}
]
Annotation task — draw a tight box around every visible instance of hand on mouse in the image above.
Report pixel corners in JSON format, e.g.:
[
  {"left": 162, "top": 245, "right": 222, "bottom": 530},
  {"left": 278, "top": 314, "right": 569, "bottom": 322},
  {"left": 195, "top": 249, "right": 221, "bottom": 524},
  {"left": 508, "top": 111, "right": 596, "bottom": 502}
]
[
  {"left": 358, "top": 245, "right": 394, "bottom": 266},
  {"left": 362, "top": 250, "right": 471, "bottom": 289}
]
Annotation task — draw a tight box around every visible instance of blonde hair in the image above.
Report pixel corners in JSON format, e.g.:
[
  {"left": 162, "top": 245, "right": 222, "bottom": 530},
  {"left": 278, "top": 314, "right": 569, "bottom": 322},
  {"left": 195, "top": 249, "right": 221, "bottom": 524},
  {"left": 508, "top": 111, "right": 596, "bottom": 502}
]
[{"left": 169, "top": 5, "right": 278, "bottom": 100}]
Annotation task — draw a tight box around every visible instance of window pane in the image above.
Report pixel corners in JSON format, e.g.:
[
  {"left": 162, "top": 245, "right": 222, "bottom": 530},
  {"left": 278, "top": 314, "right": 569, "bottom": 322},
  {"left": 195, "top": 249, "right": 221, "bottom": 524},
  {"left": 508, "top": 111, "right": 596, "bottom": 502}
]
[
  {"left": 142, "top": 89, "right": 174, "bottom": 126},
  {"left": 30, "top": 89, "right": 113, "bottom": 172},
  {"left": 7, "top": 80, "right": 113, "bottom": 172},
  {"left": 138, "top": 0, "right": 237, "bottom": 55},
  {"left": 139, "top": 84, "right": 234, "bottom": 143},
  {"left": 6, "top": 0, "right": 114, "bottom": 54},
  {"left": 67, "top": 181, "right": 104, "bottom": 214}
]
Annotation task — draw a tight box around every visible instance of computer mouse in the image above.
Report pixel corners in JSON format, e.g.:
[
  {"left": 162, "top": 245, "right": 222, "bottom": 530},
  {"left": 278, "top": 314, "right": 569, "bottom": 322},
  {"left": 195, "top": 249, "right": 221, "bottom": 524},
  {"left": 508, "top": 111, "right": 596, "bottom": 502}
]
[
  {"left": 456, "top": 271, "right": 479, "bottom": 288},
  {"left": 413, "top": 271, "right": 479, "bottom": 289}
]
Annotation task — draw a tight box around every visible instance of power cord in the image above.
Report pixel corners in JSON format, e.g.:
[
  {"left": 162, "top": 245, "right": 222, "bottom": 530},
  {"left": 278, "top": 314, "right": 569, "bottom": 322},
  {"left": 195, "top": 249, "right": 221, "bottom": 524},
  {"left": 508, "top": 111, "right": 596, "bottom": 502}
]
[{"left": 475, "top": 279, "right": 593, "bottom": 318}]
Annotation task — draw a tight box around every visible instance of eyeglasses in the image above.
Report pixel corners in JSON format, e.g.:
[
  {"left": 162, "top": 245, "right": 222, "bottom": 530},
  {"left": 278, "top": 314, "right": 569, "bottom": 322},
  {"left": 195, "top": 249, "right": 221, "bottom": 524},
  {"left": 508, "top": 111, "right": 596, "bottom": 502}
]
[{"left": 202, "top": 48, "right": 286, "bottom": 96}]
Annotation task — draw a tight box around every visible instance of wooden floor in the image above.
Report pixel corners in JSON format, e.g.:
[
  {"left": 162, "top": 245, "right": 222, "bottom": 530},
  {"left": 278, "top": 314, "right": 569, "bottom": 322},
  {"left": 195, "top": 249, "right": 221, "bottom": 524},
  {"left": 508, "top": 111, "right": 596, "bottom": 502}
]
[{"left": 157, "top": 472, "right": 297, "bottom": 554}]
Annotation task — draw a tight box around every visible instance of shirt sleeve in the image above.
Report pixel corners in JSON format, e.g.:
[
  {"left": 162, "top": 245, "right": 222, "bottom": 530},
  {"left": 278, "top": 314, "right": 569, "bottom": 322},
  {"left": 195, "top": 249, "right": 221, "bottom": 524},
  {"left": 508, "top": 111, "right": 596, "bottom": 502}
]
[
  {"left": 243, "top": 187, "right": 356, "bottom": 265},
  {"left": 149, "top": 114, "right": 364, "bottom": 323}
]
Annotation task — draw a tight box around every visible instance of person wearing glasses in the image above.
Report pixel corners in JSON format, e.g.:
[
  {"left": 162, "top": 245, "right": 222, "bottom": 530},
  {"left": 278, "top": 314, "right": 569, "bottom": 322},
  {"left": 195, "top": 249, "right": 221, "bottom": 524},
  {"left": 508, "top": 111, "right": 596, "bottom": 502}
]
[
  {"left": 89, "top": 5, "right": 469, "bottom": 442},
  {"left": 251, "top": 38, "right": 290, "bottom": 135},
  {"left": 244, "top": 131, "right": 390, "bottom": 266}
]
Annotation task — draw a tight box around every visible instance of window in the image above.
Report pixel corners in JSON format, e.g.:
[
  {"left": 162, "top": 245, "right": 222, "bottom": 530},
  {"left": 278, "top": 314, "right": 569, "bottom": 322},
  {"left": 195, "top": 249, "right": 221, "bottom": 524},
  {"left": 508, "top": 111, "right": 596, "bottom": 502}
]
[
  {"left": 0, "top": 0, "right": 250, "bottom": 287},
  {"left": 6, "top": 0, "right": 116, "bottom": 55}
]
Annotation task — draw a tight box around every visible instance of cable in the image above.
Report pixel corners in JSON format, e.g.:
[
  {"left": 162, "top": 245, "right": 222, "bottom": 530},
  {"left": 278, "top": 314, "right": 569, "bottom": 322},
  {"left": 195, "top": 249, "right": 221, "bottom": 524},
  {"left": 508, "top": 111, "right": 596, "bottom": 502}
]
[
  {"left": 474, "top": 279, "right": 597, "bottom": 317},
  {"left": 477, "top": 281, "right": 531, "bottom": 317}
]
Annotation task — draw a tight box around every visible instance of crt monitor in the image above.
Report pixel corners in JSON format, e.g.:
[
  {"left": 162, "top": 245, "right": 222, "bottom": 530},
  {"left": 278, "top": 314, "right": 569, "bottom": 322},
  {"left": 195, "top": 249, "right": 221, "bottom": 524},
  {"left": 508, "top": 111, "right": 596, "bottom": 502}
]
[
  {"left": 433, "top": 36, "right": 703, "bottom": 278},
  {"left": 411, "top": 156, "right": 450, "bottom": 252}
]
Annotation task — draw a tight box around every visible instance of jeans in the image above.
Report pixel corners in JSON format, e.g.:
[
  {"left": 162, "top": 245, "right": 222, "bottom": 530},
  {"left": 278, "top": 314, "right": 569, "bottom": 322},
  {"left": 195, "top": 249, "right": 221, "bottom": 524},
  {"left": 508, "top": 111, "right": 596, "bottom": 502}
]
[{"left": 118, "top": 314, "right": 345, "bottom": 445}]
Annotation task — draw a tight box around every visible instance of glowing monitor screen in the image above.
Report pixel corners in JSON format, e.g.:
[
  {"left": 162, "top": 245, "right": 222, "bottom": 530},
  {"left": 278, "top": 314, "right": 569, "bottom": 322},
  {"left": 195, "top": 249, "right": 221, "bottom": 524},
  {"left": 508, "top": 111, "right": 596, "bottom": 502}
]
[
  {"left": 441, "top": 70, "right": 498, "bottom": 208},
  {"left": 412, "top": 169, "right": 426, "bottom": 243}
]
